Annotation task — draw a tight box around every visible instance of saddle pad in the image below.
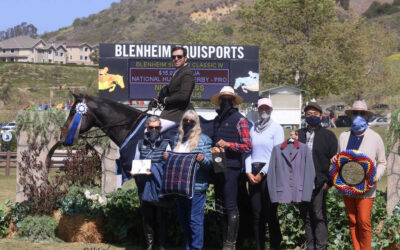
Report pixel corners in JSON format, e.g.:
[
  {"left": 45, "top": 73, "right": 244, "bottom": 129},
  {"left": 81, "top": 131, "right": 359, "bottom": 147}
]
[{"left": 161, "top": 152, "right": 198, "bottom": 199}]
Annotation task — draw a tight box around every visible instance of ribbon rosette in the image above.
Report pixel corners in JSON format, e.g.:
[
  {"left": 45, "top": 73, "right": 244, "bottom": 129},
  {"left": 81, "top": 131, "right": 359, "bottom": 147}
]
[{"left": 329, "top": 150, "right": 376, "bottom": 196}]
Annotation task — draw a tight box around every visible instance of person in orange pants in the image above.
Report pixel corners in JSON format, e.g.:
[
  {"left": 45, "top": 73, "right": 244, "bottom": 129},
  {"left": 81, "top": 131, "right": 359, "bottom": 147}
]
[
  {"left": 342, "top": 196, "right": 374, "bottom": 250},
  {"left": 331, "top": 101, "right": 386, "bottom": 250}
]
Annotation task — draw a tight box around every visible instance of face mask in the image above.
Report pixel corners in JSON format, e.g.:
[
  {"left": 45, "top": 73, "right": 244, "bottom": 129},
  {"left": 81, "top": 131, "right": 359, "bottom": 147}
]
[
  {"left": 182, "top": 122, "right": 195, "bottom": 140},
  {"left": 351, "top": 115, "right": 368, "bottom": 133},
  {"left": 306, "top": 115, "right": 321, "bottom": 127},
  {"left": 259, "top": 110, "right": 271, "bottom": 121},
  {"left": 220, "top": 98, "right": 233, "bottom": 112},
  {"left": 145, "top": 129, "right": 160, "bottom": 143}
]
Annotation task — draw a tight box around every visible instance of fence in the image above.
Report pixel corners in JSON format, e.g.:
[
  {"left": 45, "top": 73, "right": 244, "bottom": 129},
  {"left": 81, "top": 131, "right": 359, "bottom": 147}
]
[{"left": 0, "top": 151, "right": 71, "bottom": 176}]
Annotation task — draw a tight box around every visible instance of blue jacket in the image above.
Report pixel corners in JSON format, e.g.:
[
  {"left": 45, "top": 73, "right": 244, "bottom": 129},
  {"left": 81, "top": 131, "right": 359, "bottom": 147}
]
[{"left": 172, "top": 133, "right": 212, "bottom": 192}]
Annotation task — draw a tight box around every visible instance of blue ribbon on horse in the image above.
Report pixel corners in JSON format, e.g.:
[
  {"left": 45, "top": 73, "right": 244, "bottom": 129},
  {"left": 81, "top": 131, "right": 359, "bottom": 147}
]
[{"left": 65, "top": 112, "right": 82, "bottom": 145}]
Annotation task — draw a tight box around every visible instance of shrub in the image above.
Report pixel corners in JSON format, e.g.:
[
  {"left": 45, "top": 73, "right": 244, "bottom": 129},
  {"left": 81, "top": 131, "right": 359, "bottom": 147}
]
[
  {"left": 61, "top": 148, "right": 102, "bottom": 187},
  {"left": 103, "top": 184, "right": 142, "bottom": 241},
  {"left": 363, "top": 2, "right": 400, "bottom": 19},
  {"left": 17, "top": 215, "right": 59, "bottom": 242},
  {"left": 373, "top": 200, "right": 400, "bottom": 249},
  {"left": 18, "top": 143, "right": 67, "bottom": 215},
  {"left": 60, "top": 185, "right": 104, "bottom": 218},
  {"left": 128, "top": 15, "right": 136, "bottom": 23},
  {"left": 223, "top": 26, "right": 233, "bottom": 35},
  {"left": 0, "top": 205, "right": 9, "bottom": 238},
  {"left": 4, "top": 200, "right": 31, "bottom": 229}
]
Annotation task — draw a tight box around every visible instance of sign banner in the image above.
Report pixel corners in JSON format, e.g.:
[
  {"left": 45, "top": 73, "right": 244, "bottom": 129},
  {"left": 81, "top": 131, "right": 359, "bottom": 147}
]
[{"left": 99, "top": 44, "right": 259, "bottom": 103}]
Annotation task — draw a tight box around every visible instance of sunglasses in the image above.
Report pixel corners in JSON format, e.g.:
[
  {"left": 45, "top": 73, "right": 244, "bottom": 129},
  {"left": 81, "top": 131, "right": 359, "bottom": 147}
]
[
  {"left": 147, "top": 126, "right": 161, "bottom": 131},
  {"left": 183, "top": 118, "right": 196, "bottom": 124},
  {"left": 171, "top": 55, "right": 184, "bottom": 59},
  {"left": 352, "top": 111, "right": 366, "bottom": 116}
]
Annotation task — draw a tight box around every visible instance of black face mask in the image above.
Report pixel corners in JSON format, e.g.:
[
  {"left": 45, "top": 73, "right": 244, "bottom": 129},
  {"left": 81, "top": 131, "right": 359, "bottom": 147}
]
[
  {"left": 145, "top": 129, "right": 160, "bottom": 143},
  {"left": 220, "top": 98, "right": 233, "bottom": 112},
  {"left": 182, "top": 122, "right": 195, "bottom": 141}
]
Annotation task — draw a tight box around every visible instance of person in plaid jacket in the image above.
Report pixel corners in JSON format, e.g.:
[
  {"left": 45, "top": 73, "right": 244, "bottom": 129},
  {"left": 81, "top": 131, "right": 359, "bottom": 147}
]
[{"left": 210, "top": 86, "right": 252, "bottom": 250}]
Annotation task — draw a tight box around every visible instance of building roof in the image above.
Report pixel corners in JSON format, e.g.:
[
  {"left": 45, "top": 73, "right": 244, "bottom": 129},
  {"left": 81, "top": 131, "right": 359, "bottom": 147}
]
[
  {"left": 62, "top": 41, "right": 94, "bottom": 48},
  {"left": 260, "top": 85, "right": 308, "bottom": 94},
  {"left": 0, "top": 36, "right": 44, "bottom": 49}
]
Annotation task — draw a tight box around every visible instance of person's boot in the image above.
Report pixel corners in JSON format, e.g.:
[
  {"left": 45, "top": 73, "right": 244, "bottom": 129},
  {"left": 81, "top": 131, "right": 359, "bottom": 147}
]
[
  {"left": 157, "top": 208, "right": 167, "bottom": 250},
  {"left": 223, "top": 210, "right": 240, "bottom": 250},
  {"left": 143, "top": 220, "right": 154, "bottom": 250},
  {"left": 254, "top": 222, "right": 266, "bottom": 250}
]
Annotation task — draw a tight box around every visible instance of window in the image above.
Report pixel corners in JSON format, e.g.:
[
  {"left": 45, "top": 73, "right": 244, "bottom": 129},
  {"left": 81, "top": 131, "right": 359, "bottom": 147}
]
[
  {"left": 48, "top": 50, "right": 52, "bottom": 54},
  {"left": 80, "top": 55, "right": 83, "bottom": 60},
  {"left": 84, "top": 47, "right": 88, "bottom": 52},
  {"left": 55, "top": 52, "right": 58, "bottom": 56},
  {"left": 70, "top": 55, "right": 72, "bottom": 60},
  {"left": 11, "top": 49, "right": 14, "bottom": 53},
  {"left": 60, "top": 53, "right": 63, "bottom": 56},
  {"left": 80, "top": 47, "right": 83, "bottom": 51},
  {"left": 3, "top": 50, "right": 6, "bottom": 53},
  {"left": 84, "top": 56, "right": 87, "bottom": 60}
]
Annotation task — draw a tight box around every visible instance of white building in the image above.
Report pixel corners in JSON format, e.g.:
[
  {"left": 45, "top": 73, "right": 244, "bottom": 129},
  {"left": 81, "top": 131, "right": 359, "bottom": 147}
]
[{"left": 259, "top": 86, "right": 307, "bottom": 128}]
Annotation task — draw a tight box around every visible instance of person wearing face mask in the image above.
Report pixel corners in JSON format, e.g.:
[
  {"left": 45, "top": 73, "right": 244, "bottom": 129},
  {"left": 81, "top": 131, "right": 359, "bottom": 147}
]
[
  {"left": 133, "top": 116, "right": 171, "bottom": 250},
  {"left": 244, "top": 98, "right": 284, "bottom": 250},
  {"left": 331, "top": 100, "right": 386, "bottom": 250},
  {"left": 297, "top": 102, "right": 337, "bottom": 250},
  {"left": 210, "top": 86, "right": 252, "bottom": 250},
  {"left": 163, "top": 110, "right": 212, "bottom": 250}
]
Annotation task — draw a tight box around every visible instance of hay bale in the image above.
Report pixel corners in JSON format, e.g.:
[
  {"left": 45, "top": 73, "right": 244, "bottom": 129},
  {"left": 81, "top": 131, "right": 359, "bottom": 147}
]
[
  {"left": 6, "top": 220, "right": 18, "bottom": 238},
  {"left": 56, "top": 212, "right": 104, "bottom": 243}
]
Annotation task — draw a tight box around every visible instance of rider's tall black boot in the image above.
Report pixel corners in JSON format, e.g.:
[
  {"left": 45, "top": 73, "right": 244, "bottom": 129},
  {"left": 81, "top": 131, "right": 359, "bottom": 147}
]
[
  {"left": 143, "top": 219, "right": 154, "bottom": 250},
  {"left": 157, "top": 207, "right": 167, "bottom": 250},
  {"left": 223, "top": 210, "right": 240, "bottom": 250}
]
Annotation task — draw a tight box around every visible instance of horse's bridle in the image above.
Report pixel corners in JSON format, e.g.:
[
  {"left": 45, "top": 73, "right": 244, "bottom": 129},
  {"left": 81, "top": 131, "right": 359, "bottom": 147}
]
[{"left": 73, "top": 98, "right": 149, "bottom": 143}]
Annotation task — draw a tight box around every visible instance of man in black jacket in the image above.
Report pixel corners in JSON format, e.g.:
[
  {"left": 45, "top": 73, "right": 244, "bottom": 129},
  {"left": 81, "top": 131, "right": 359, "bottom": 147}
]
[
  {"left": 158, "top": 46, "right": 195, "bottom": 122},
  {"left": 297, "top": 102, "right": 337, "bottom": 250}
]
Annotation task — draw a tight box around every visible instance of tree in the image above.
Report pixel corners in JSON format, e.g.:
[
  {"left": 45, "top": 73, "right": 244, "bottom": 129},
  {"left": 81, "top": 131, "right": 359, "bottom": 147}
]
[
  {"left": 238, "top": 0, "right": 397, "bottom": 99},
  {"left": 0, "top": 22, "right": 38, "bottom": 41},
  {"left": 89, "top": 50, "right": 99, "bottom": 64}
]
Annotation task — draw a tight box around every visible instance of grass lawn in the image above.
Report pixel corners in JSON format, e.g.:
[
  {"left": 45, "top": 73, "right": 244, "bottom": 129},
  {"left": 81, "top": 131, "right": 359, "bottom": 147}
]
[{"left": 0, "top": 240, "right": 138, "bottom": 250}]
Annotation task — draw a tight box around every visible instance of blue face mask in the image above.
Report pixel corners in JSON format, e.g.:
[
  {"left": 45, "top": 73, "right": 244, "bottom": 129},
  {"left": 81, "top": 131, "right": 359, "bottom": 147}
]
[
  {"left": 351, "top": 115, "right": 368, "bottom": 133},
  {"left": 306, "top": 115, "right": 321, "bottom": 127}
]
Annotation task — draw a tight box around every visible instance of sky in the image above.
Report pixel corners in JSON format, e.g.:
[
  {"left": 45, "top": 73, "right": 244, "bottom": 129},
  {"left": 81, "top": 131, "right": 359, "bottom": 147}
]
[{"left": 0, "top": 0, "right": 120, "bottom": 34}]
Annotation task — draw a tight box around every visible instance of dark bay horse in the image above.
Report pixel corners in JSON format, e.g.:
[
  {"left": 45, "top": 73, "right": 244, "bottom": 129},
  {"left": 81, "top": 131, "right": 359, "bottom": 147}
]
[
  {"left": 60, "top": 93, "right": 147, "bottom": 147},
  {"left": 60, "top": 93, "right": 215, "bottom": 182}
]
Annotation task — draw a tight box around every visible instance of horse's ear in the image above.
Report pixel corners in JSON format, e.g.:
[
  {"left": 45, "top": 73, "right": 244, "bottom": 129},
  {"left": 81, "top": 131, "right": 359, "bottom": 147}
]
[{"left": 71, "top": 92, "right": 81, "bottom": 101}]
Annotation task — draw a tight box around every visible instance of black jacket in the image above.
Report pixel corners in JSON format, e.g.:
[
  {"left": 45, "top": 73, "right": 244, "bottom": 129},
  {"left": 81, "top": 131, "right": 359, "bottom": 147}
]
[
  {"left": 297, "top": 126, "right": 337, "bottom": 188},
  {"left": 160, "top": 64, "right": 195, "bottom": 121}
]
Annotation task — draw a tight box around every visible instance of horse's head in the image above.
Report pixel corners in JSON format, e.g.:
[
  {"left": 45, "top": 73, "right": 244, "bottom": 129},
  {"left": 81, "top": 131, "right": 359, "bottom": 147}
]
[{"left": 60, "top": 93, "right": 98, "bottom": 146}]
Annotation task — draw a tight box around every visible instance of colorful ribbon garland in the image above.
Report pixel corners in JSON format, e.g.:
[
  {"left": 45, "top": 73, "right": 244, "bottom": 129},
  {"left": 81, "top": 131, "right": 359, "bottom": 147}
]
[{"left": 329, "top": 150, "right": 376, "bottom": 196}]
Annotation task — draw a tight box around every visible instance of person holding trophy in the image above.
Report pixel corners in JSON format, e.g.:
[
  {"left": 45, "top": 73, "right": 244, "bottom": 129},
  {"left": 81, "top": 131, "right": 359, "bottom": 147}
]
[{"left": 331, "top": 100, "right": 386, "bottom": 250}]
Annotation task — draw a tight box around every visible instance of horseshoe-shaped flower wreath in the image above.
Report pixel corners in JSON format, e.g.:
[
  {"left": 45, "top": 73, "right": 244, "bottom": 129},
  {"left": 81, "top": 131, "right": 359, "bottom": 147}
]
[{"left": 329, "top": 150, "right": 376, "bottom": 196}]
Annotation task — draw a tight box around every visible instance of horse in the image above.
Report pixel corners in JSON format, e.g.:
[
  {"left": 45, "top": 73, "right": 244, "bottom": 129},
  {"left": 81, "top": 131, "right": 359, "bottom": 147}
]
[
  {"left": 60, "top": 93, "right": 148, "bottom": 147},
  {"left": 60, "top": 93, "right": 214, "bottom": 182}
]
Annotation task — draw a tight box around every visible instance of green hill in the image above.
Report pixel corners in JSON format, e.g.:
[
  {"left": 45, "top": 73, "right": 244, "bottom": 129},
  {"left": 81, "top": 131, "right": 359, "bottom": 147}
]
[
  {"left": 40, "top": 0, "right": 252, "bottom": 44},
  {"left": 0, "top": 63, "right": 97, "bottom": 122}
]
